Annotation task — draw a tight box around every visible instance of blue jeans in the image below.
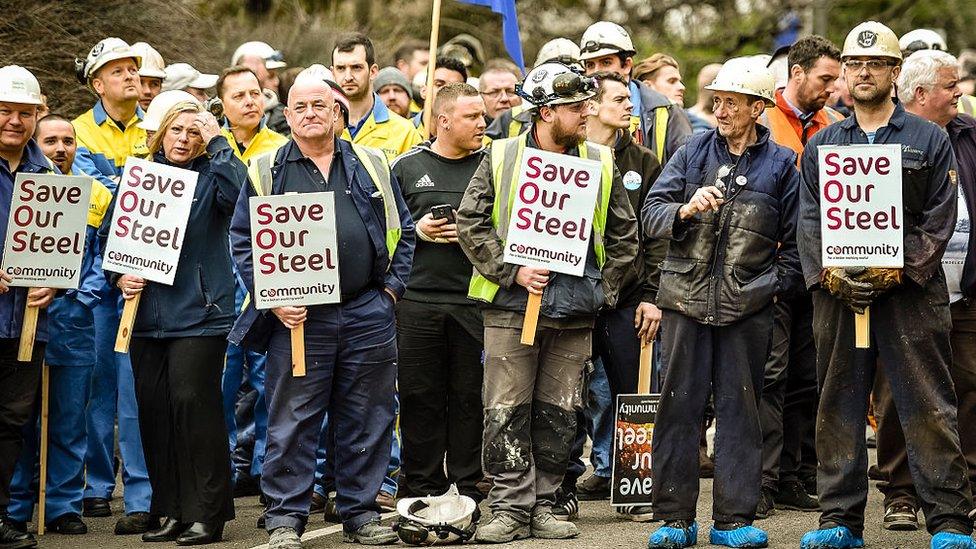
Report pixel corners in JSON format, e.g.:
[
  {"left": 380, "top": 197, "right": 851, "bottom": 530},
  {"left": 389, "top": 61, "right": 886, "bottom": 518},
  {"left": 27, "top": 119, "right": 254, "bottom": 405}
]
[
  {"left": 85, "top": 296, "right": 152, "bottom": 513},
  {"left": 9, "top": 366, "right": 92, "bottom": 522}
]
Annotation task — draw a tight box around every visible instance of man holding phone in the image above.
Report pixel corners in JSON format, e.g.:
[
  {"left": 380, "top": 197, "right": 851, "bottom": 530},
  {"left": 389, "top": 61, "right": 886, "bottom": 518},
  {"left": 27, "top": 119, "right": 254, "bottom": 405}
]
[{"left": 390, "top": 82, "right": 488, "bottom": 506}]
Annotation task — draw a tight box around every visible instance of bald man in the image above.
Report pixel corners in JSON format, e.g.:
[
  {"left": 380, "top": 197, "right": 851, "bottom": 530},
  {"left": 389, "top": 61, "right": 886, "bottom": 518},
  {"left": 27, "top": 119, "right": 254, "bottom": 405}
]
[{"left": 229, "top": 77, "right": 415, "bottom": 548}]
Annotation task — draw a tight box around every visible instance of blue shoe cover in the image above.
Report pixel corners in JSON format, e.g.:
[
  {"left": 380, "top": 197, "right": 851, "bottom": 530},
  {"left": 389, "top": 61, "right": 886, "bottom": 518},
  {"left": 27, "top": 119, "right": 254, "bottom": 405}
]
[
  {"left": 799, "top": 526, "right": 865, "bottom": 549},
  {"left": 931, "top": 532, "right": 976, "bottom": 549},
  {"left": 648, "top": 521, "right": 699, "bottom": 548},
  {"left": 710, "top": 525, "right": 769, "bottom": 547}
]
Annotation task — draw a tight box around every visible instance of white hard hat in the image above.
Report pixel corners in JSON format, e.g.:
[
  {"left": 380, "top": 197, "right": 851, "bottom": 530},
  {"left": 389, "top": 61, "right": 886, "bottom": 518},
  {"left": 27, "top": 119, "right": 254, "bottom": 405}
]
[
  {"left": 579, "top": 21, "right": 635, "bottom": 61},
  {"left": 132, "top": 42, "right": 166, "bottom": 79},
  {"left": 395, "top": 485, "right": 477, "bottom": 546},
  {"left": 842, "top": 21, "right": 902, "bottom": 61},
  {"left": 76, "top": 37, "right": 141, "bottom": 83},
  {"left": 162, "top": 63, "right": 218, "bottom": 92},
  {"left": 534, "top": 38, "right": 581, "bottom": 68},
  {"left": 0, "top": 65, "right": 43, "bottom": 106},
  {"left": 518, "top": 62, "right": 597, "bottom": 107},
  {"left": 899, "top": 28, "right": 948, "bottom": 55},
  {"left": 137, "top": 90, "right": 200, "bottom": 132},
  {"left": 705, "top": 56, "right": 776, "bottom": 106},
  {"left": 232, "top": 41, "right": 287, "bottom": 70}
]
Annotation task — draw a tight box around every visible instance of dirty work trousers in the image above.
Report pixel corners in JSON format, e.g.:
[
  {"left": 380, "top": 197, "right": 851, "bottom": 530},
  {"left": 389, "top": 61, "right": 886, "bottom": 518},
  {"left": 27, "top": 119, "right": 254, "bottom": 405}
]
[
  {"left": 482, "top": 323, "right": 590, "bottom": 523},
  {"left": 811, "top": 276, "right": 973, "bottom": 537},
  {"left": 651, "top": 306, "right": 773, "bottom": 524}
]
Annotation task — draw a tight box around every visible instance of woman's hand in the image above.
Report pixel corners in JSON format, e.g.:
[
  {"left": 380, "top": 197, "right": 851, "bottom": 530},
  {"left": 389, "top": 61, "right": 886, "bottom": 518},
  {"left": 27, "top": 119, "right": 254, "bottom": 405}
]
[
  {"left": 194, "top": 111, "right": 222, "bottom": 145},
  {"left": 117, "top": 274, "right": 147, "bottom": 301}
]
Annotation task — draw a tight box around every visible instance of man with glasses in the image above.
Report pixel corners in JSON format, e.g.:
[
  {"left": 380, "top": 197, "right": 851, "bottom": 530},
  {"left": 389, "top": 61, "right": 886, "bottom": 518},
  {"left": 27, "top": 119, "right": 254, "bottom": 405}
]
[
  {"left": 643, "top": 57, "right": 801, "bottom": 549},
  {"left": 457, "top": 61, "right": 638, "bottom": 544},
  {"left": 479, "top": 60, "right": 522, "bottom": 121},
  {"left": 797, "top": 21, "right": 975, "bottom": 549}
]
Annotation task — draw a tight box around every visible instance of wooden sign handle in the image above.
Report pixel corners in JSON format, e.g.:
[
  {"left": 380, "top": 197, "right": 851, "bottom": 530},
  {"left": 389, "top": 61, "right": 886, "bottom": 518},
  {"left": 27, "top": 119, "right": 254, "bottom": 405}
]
[
  {"left": 18, "top": 301, "right": 39, "bottom": 362},
  {"left": 637, "top": 341, "right": 653, "bottom": 394},
  {"left": 520, "top": 293, "right": 542, "bottom": 346},
  {"left": 115, "top": 293, "right": 141, "bottom": 353},
  {"left": 37, "top": 362, "right": 50, "bottom": 535},
  {"left": 291, "top": 323, "right": 306, "bottom": 377},
  {"left": 855, "top": 308, "right": 870, "bottom": 349}
]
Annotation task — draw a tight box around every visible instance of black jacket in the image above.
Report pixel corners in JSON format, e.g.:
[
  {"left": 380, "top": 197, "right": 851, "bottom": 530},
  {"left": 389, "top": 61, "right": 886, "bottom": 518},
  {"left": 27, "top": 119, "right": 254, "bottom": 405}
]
[
  {"left": 947, "top": 114, "right": 976, "bottom": 300},
  {"left": 100, "top": 136, "right": 246, "bottom": 338},
  {"left": 642, "top": 125, "right": 801, "bottom": 325}
]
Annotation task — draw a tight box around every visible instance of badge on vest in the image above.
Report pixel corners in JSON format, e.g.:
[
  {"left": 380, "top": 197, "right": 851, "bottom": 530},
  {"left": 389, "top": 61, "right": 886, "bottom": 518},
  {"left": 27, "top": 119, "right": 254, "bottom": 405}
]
[{"left": 623, "top": 170, "right": 642, "bottom": 191}]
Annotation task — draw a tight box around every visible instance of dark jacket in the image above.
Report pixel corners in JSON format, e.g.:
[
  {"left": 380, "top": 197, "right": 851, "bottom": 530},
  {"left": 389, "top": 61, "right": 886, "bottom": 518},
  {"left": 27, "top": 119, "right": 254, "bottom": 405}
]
[
  {"left": 798, "top": 102, "right": 957, "bottom": 289},
  {"left": 100, "top": 136, "right": 245, "bottom": 338},
  {"left": 610, "top": 130, "right": 665, "bottom": 307},
  {"left": 229, "top": 138, "right": 416, "bottom": 350},
  {"left": 632, "top": 80, "right": 693, "bottom": 164},
  {"left": 642, "top": 125, "right": 802, "bottom": 325},
  {"left": 946, "top": 114, "right": 976, "bottom": 300},
  {"left": 0, "top": 140, "right": 54, "bottom": 341}
]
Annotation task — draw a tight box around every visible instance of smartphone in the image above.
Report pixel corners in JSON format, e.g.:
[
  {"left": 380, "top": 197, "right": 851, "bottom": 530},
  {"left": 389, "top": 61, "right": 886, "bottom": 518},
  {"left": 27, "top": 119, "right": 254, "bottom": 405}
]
[{"left": 430, "top": 204, "right": 456, "bottom": 223}]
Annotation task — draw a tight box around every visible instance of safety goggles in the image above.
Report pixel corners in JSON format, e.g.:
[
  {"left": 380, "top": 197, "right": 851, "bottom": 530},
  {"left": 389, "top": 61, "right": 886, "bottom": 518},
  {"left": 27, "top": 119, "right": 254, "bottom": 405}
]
[{"left": 843, "top": 59, "right": 897, "bottom": 72}]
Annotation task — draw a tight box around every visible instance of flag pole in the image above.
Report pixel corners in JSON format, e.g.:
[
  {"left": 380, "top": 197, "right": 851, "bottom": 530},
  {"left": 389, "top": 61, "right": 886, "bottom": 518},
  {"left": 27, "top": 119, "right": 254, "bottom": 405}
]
[{"left": 423, "top": 0, "right": 443, "bottom": 139}]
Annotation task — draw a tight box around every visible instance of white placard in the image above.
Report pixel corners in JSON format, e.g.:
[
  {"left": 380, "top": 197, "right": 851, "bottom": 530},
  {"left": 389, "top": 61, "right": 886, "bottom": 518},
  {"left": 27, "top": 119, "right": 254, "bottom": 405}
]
[
  {"left": 818, "top": 144, "right": 904, "bottom": 268},
  {"left": 503, "top": 148, "right": 601, "bottom": 276},
  {"left": 103, "top": 157, "right": 198, "bottom": 285},
  {"left": 249, "top": 192, "right": 341, "bottom": 309},
  {"left": 1, "top": 173, "right": 92, "bottom": 288}
]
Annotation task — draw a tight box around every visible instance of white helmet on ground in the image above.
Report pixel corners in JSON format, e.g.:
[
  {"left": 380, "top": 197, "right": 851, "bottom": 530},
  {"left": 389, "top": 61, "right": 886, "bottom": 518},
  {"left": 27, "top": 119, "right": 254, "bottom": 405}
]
[
  {"left": 0, "top": 65, "right": 43, "bottom": 106},
  {"left": 132, "top": 42, "right": 166, "bottom": 79},
  {"left": 395, "top": 485, "right": 477, "bottom": 546},
  {"left": 137, "top": 90, "right": 201, "bottom": 132},
  {"left": 518, "top": 62, "right": 597, "bottom": 107},
  {"left": 76, "top": 37, "right": 141, "bottom": 83},
  {"left": 579, "top": 21, "right": 636, "bottom": 61},
  {"left": 705, "top": 56, "right": 776, "bottom": 106}
]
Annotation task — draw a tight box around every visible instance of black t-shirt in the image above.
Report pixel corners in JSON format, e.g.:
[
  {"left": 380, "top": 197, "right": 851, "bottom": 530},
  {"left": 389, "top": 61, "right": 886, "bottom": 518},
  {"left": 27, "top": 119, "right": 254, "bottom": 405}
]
[
  {"left": 280, "top": 151, "right": 375, "bottom": 300},
  {"left": 392, "top": 144, "right": 484, "bottom": 304}
]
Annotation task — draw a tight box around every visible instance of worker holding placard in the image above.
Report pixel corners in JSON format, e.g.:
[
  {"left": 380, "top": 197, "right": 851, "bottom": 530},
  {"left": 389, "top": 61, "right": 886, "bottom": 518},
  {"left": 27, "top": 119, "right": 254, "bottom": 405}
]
[
  {"left": 229, "top": 71, "right": 414, "bottom": 548},
  {"left": 457, "top": 61, "right": 638, "bottom": 544},
  {"left": 100, "top": 100, "right": 243, "bottom": 545},
  {"left": 642, "top": 57, "right": 801, "bottom": 549},
  {"left": 0, "top": 65, "right": 59, "bottom": 549},
  {"left": 797, "top": 21, "right": 974, "bottom": 549}
]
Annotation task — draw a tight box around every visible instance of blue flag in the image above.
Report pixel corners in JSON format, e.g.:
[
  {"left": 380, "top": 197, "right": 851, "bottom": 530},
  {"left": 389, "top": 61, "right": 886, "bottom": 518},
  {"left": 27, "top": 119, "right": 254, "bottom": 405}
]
[{"left": 457, "top": 0, "right": 524, "bottom": 73}]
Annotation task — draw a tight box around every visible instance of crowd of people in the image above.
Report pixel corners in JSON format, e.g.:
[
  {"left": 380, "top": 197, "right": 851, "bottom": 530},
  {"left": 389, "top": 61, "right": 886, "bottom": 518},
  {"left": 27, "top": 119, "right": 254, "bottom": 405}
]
[{"left": 0, "top": 14, "right": 974, "bottom": 549}]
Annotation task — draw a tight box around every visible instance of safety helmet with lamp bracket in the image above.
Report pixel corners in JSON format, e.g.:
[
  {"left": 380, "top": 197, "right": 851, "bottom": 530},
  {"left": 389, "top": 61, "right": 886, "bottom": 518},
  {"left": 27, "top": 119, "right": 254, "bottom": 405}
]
[
  {"left": 516, "top": 62, "right": 597, "bottom": 108},
  {"left": 579, "top": 21, "right": 636, "bottom": 61},
  {"left": 899, "top": 28, "right": 948, "bottom": 56},
  {"left": 0, "top": 65, "right": 43, "bottom": 106},
  {"left": 75, "top": 37, "right": 142, "bottom": 86},
  {"left": 394, "top": 485, "right": 477, "bottom": 546},
  {"left": 534, "top": 38, "right": 582, "bottom": 68}
]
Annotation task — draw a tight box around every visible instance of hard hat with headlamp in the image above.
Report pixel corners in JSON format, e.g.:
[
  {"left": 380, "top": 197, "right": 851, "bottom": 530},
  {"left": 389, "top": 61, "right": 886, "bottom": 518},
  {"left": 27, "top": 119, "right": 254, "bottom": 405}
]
[
  {"left": 517, "top": 62, "right": 597, "bottom": 107},
  {"left": 579, "top": 21, "right": 636, "bottom": 61},
  {"left": 75, "top": 37, "right": 142, "bottom": 85}
]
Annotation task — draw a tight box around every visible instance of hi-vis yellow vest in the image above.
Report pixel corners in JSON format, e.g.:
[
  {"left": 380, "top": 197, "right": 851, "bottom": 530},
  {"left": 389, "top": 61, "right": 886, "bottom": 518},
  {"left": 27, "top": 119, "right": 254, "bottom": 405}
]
[
  {"left": 246, "top": 144, "right": 402, "bottom": 261},
  {"left": 467, "top": 134, "right": 615, "bottom": 303}
]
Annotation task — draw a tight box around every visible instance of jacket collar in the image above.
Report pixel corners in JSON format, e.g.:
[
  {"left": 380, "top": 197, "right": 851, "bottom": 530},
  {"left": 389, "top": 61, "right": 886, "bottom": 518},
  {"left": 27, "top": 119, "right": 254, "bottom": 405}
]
[
  {"left": 948, "top": 113, "right": 976, "bottom": 139},
  {"left": 93, "top": 100, "right": 145, "bottom": 126},
  {"left": 838, "top": 100, "right": 907, "bottom": 131},
  {"left": 713, "top": 123, "right": 772, "bottom": 151},
  {"left": 2, "top": 139, "right": 54, "bottom": 175},
  {"left": 370, "top": 94, "right": 391, "bottom": 124}
]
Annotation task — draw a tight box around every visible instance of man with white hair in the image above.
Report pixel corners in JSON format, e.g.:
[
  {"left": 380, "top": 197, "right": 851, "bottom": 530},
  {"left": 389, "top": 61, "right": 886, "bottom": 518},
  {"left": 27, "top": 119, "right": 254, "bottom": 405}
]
[
  {"left": 229, "top": 70, "right": 414, "bottom": 548},
  {"left": 870, "top": 49, "right": 976, "bottom": 537}
]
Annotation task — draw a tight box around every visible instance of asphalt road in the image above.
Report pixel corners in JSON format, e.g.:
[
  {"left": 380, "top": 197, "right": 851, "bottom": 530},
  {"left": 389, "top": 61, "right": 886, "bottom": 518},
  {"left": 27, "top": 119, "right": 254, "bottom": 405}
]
[{"left": 31, "top": 458, "right": 934, "bottom": 549}]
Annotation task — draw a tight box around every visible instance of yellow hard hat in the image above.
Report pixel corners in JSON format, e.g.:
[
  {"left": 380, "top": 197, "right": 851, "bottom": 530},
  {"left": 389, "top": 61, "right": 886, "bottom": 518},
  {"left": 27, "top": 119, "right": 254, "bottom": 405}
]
[{"left": 842, "top": 21, "right": 901, "bottom": 61}]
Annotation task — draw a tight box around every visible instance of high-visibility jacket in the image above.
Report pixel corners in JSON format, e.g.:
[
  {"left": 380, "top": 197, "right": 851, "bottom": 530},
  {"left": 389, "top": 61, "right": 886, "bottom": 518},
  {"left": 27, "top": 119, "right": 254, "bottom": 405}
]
[
  {"left": 759, "top": 89, "right": 843, "bottom": 166},
  {"left": 959, "top": 94, "right": 976, "bottom": 117},
  {"left": 71, "top": 101, "right": 148, "bottom": 190},
  {"left": 341, "top": 95, "right": 423, "bottom": 163},
  {"left": 467, "top": 133, "right": 615, "bottom": 303},
  {"left": 221, "top": 124, "right": 288, "bottom": 165}
]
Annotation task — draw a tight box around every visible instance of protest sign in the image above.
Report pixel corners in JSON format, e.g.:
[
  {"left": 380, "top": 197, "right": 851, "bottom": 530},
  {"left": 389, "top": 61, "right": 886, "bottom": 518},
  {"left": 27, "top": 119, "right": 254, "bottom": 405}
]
[
  {"left": 611, "top": 393, "right": 660, "bottom": 507},
  {"left": 249, "top": 192, "right": 341, "bottom": 376},
  {"left": 818, "top": 144, "right": 904, "bottom": 348},
  {"left": 502, "top": 148, "right": 601, "bottom": 344},
  {"left": 104, "top": 157, "right": 198, "bottom": 352},
  {"left": 1, "top": 173, "right": 92, "bottom": 360}
]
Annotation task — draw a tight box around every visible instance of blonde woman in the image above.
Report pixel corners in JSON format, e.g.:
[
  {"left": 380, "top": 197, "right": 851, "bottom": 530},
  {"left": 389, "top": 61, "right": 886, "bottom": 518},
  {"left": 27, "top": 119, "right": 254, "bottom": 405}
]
[{"left": 100, "top": 102, "right": 245, "bottom": 545}]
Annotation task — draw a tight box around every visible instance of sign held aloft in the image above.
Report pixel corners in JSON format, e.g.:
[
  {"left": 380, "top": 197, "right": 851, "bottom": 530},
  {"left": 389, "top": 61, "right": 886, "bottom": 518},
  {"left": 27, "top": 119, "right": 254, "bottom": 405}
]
[
  {"left": 104, "top": 157, "right": 198, "bottom": 353},
  {"left": 249, "top": 192, "right": 341, "bottom": 377}
]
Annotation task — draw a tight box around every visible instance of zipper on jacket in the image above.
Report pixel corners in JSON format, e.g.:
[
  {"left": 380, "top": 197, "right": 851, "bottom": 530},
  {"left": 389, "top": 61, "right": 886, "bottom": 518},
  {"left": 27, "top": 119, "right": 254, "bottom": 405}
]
[{"left": 707, "top": 148, "right": 751, "bottom": 322}]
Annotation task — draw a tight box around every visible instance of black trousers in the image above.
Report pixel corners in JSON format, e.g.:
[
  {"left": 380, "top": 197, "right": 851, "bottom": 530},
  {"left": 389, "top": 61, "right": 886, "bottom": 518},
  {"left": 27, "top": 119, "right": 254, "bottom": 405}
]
[
  {"left": 651, "top": 307, "right": 773, "bottom": 524},
  {"left": 758, "top": 295, "right": 818, "bottom": 489},
  {"left": 0, "top": 339, "right": 43, "bottom": 511},
  {"left": 130, "top": 336, "right": 234, "bottom": 523},
  {"left": 811, "top": 276, "right": 973, "bottom": 537},
  {"left": 396, "top": 300, "right": 484, "bottom": 501}
]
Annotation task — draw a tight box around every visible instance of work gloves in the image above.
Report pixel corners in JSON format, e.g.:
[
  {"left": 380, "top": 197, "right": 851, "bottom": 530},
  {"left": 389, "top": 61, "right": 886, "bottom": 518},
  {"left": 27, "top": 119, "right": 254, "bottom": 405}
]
[{"left": 821, "top": 267, "right": 902, "bottom": 313}]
